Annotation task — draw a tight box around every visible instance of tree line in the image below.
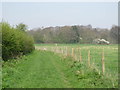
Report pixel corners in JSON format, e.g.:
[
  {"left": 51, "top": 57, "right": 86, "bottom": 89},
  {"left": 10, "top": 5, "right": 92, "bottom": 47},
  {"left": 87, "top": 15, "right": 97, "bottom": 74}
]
[
  {"left": 28, "top": 25, "right": 119, "bottom": 44},
  {"left": 1, "top": 22, "right": 35, "bottom": 61}
]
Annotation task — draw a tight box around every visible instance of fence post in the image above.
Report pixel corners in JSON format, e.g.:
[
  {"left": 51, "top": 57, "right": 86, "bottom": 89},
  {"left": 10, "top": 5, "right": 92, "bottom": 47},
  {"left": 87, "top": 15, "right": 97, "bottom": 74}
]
[
  {"left": 54, "top": 47, "right": 56, "bottom": 52},
  {"left": 50, "top": 47, "right": 51, "bottom": 52},
  {"left": 79, "top": 48, "right": 82, "bottom": 62},
  {"left": 59, "top": 47, "right": 61, "bottom": 53},
  {"left": 102, "top": 48, "right": 105, "bottom": 75},
  {"left": 53, "top": 47, "right": 55, "bottom": 52},
  {"left": 75, "top": 54, "right": 77, "bottom": 61},
  {"left": 51, "top": 47, "right": 53, "bottom": 52},
  {"left": 88, "top": 50, "right": 90, "bottom": 67},
  {"left": 72, "top": 48, "right": 74, "bottom": 58},
  {"left": 66, "top": 47, "right": 68, "bottom": 56},
  {"left": 62, "top": 48, "right": 64, "bottom": 54}
]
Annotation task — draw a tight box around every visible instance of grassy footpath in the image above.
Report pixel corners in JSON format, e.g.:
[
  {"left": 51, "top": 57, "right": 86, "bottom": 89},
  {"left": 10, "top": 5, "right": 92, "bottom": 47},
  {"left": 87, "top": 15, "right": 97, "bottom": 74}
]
[
  {"left": 2, "top": 50, "right": 118, "bottom": 88},
  {"left": 2, "top": 50, "right": 79, "bottom": 88}
]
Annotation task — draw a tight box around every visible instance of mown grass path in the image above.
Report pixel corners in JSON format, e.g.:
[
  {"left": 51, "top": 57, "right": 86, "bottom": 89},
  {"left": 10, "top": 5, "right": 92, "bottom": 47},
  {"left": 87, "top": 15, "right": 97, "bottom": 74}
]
[
  {"left": 20, "top": 51, "right": 72, "bottom": 88},
  {"left": 2, "top": 51, "right": 79, "bottom": 88},
  {"left": 3, "top": 50, "right": 118, "bottom": 88}
]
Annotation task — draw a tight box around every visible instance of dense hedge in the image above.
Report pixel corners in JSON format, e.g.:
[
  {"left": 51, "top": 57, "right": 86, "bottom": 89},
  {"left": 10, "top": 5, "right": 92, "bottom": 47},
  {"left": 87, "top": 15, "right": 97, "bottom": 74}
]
[{"left": 1, "top": 22, "right": 35, "bottom": 60}]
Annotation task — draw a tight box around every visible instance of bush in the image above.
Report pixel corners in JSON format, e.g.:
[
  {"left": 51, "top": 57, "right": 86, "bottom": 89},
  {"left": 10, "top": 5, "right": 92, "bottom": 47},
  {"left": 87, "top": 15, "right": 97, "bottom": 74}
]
[{"left": 1, "top": 22, "right": 35, "bottom": 60}]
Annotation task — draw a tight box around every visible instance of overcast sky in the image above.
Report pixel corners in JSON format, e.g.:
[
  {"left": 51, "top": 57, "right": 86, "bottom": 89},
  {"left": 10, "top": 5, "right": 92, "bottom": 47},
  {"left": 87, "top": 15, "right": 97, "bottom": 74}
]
[{"left": 2, "top": 2, "right": 118, "bottom": 29}]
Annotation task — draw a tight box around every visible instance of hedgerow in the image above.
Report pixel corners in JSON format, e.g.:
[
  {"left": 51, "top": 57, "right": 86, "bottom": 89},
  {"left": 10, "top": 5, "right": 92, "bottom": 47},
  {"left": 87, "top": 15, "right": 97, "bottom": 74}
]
[{"left": 1, "top": 22, "right": 35, "bottom": 60}]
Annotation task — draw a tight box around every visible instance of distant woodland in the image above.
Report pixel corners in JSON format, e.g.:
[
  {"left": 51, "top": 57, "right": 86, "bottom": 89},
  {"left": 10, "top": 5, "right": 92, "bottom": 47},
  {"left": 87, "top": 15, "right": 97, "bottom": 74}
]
[{"left": 28, "top": 25, "right": 119, "bottom": 44}]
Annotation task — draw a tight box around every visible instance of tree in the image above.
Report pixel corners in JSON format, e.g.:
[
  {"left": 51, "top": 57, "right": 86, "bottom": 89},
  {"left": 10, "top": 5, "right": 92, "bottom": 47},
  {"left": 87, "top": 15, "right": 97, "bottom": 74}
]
[
  {"left": 72, "top": 26, "right": 80, "bottom": 43},
  {"left": 110, "top": 25, "right": 119, "bottom": 44},
  {"left": 2, "top": 22, "right": 34, "bottom": 60},
  {"left": 16, "top": 23, "right": 28, "bottom": 31},
  {"left": 27, "top": 24, "right": 119, "bottom": 44}
]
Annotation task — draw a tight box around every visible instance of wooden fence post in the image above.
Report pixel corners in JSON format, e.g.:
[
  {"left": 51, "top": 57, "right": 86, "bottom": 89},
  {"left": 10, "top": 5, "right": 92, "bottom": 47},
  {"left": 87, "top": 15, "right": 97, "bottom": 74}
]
[
  {"left": 72, "top": 48, "right": 74, "bottom": 58},
  {"left": 88, "top": 50, "right": 90, "bottom": 67},
  {"left": 62, "top": 48, "right": 63, "bottom": 54},
  {"left": 75, "top": 54, "right": 77, "bottom": 61},
  {"left": 102, "top": 48, "right": 105, "bottom": 75},
  {"left": 59, "top": 47, "right": 61, "bottom": 53},
  {"left": 79, "top": 48, "right": 82, "bottom": 62},
  {"left": 54, "top": 47, "right": 56, "bottom": 52},
  {"left": 53, "top": 47, "right": 54, "bottom": 52},
  {"left": 66, "top": 47, "right": 68, "bottom": 56},
  {"left": 50, "top": 47, "right": 52, "bottom": 52},
  {"left": 57, "top": 47, "right": 58, "bottom": 53},
  {"left": 58, "top": 47, "right": 59, "bottom": 53}
]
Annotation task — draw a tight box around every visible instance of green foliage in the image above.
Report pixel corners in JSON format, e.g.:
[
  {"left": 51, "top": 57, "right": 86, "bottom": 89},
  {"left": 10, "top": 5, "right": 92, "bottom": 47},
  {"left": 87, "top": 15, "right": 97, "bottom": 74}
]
[
  {"left": 72, "top": 26, "right": 80, "bottom": 43},
  {"left": 1, "top": 22, "right": 35, "bottom": 60},
  {"left": 71, "top": 61, "right": 117, "bottom": 88},
  {"left": 28, "top": 25, "right": 119, "bottom": 44},
  {"left": 16, "top": 23, "right": 28, "bottom": 31}
]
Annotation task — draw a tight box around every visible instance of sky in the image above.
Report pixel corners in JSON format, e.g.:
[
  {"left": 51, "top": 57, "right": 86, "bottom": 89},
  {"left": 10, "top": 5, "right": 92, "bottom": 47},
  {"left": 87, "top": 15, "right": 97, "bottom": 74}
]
[{"left": 1, "top": 2, "right": 118, "bottom": 29}]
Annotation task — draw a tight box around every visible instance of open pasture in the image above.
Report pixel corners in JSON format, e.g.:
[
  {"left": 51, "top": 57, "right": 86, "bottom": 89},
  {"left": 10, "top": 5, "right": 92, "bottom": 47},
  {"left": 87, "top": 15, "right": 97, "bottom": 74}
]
[{"left": 35, "top": 44, "right": 118, "bottom": 81}]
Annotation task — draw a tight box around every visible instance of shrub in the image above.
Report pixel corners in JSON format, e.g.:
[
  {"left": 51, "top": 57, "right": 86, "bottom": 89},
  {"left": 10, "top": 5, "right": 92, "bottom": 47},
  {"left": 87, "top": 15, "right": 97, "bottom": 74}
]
[{"left": 1, "top": 22, "right": 35, "bottom": 60}]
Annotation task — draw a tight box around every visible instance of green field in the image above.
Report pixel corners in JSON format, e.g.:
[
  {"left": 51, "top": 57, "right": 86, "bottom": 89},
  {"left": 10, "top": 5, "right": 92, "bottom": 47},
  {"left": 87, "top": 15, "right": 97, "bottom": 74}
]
[
  {"left": 2, "top": 44, "right": 118, "bottom": 88},
  {"left": 35, "top": 44, "right": 118, "bottom": 76}
]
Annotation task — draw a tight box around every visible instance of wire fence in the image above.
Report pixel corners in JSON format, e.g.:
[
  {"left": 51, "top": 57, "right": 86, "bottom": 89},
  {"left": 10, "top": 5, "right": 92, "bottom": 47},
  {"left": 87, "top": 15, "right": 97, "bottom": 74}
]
[{"left": 35, "top": 45, "right": 118, "bottom": 78}]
